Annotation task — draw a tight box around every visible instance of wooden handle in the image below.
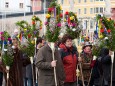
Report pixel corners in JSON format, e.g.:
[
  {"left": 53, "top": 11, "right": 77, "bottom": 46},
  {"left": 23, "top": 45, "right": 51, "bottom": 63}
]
[
  {"left": 79, "top": 63, "right": 85, "bottom": 86},
  {"left": 52, "top": 50, "right": 57, "bottom": 86}
]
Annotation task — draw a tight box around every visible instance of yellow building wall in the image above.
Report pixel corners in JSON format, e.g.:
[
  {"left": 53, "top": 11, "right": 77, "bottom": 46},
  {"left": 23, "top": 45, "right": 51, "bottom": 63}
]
[
  {"left": 111, "top": 0, "right": 115, "bottom": 8},
  {"left": 58, "top": 0, "right": 106, "bottom": 42}
]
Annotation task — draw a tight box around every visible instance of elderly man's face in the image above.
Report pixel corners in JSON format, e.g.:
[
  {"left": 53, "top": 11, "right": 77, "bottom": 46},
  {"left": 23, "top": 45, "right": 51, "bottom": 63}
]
[
  {"left": 12, "top": 39, "right": 17, "bottom": 44},
  {"left": 84, "top": 46, "right": 91, "bottom": 53}
]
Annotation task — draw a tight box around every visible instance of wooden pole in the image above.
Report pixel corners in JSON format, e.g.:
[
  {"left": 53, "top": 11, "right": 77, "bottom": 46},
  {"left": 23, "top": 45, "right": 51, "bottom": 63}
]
[
  {"left": 76, "top": 64, "right": 79, "bottom": 86},
  {"left": 51, "top": 42, "right": 57, "bottom": 86},
  {"left": 30, "top": 37, "right": 37, "bottom": 86},
  {"left": 77, "top": 45, "right": 85, "bottom": 86},
  {"left": 111, "top": 51, "right": 114, "bottom": 86},
  {"left": 30, "top": 56, "right": 35, "bottom": 86},
  {"left": 34, "top": 37, "right": 37, "bottom": 84},
  {"left": 87, "top": 69, "right": 93, "bottom": 86},
  {"left": 6, "top": 66, "right": 10, "bottom": 86}
]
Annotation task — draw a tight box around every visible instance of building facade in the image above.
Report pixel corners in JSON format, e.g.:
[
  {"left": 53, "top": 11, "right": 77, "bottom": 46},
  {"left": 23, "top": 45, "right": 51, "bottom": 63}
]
[
  {"left": 76, "top": 0, "right": 105, "bottom": 42},
  {"left": 0, "top": 0, "right": 51, "bottom": 14},
  {"left": 58, "top": 0, "right": 106, "bottom": 42},
  {"left": 0, "top": 0, "right": 32, "bottom": 13},
  {"left": 0, "top": 12, "right": 44, "bottom": 35},
  {"left": 31, "top": 0, "right": 42, "bottom": 11},
  {"left": 111, "top": 0, "right": 115, "bottom": 20}
]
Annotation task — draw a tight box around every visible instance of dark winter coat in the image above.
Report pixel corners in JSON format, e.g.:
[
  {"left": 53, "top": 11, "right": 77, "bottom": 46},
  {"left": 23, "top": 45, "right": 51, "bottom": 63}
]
[
  {"left": 59, "top": 43, "right": 78, "bottom": 83},
  {"left": 100, "top": 48, "right": 115, "bottom": 81},
  {"left": 35, "top": 44, "right": 65, "bottom": 86},
  {"left": 90, "top": 59, "right": 102, "bottom": 86},
  {"left": 22, "top": 53, "right": 32, "bottom": 79}
]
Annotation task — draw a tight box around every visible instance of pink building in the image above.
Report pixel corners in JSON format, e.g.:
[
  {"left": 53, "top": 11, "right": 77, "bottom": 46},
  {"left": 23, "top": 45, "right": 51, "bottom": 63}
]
[
  {"left": 111, "top": 0, "right": 115, "bottom": 20},
  {"left": 31, "top": 0, "right": 42, "bottom": 11},
  {"left": 31, "top": 0, "right": 52, "bottom": 11},
  {"left": 111, "top": 8, "right": 115, "bottom": 20}
]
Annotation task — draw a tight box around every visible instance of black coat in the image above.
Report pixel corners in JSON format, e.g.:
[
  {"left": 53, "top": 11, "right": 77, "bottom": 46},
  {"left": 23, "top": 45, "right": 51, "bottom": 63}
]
[
  {"left": 89, "top": 58, "right": 103, "bottom": 86},
  {"left": 100, "top": 48, "right": 115, "bottom": 81}
]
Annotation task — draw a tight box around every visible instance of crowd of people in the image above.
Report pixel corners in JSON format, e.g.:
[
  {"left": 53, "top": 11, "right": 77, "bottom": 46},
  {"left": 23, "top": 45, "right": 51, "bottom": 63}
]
[{"left": 0, "top": 34, "right": 115, "bottom": 86}]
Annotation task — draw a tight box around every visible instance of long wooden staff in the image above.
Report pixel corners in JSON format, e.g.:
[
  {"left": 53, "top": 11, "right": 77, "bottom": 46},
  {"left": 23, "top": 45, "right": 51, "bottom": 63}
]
[
  {"left": 87, "top": 55, "right": 97, "bottom": 86},
  {"left": 6, "top": 66, "right": 10, "bottom": 86},
  {"left": 74, "top": 39, "right": 79, "bottom": 86},
  {"left": 87, "top": 68, "right": 93, "bottom": 86},
  {"left": 77, "top": 46, "right": 85, "bottom": 86},
  {"left": 30, "top": 56, "right": 35, "bottom": 86},
  {"left": 51, "top": 42, "right": 57, "bottom": 86},
  {"left": 76, "top": 64, "right": 80, "bottom": 86},
  {"left": 110, "top": 51, "right": 114, "bottom": 86},
  {"left": 34, "top": 37, "right": 37, "bottom": 85},
  {"left": 30, "top": 38, "right": 37, "bottom": 86}
]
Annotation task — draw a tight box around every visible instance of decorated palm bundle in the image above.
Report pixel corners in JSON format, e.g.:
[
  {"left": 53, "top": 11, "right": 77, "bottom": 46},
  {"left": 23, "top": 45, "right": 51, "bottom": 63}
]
[
  {"left": 96, "top": 14, "right": 115, "bottom": 51},
  {"left": 16, "top": 16, "right": 42, "bottom": 57},
  {"left": 64, "top": 11, "right": 82, "bottom": 39},
  {"left": 0, "top": 31, "right": 13, "bottom": 66},
  {"left": 45, "top": 1, "right": 62, "bottom": 42}
]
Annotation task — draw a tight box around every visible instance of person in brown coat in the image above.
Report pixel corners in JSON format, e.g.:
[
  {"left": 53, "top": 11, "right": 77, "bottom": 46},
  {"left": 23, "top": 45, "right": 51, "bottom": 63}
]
[
  {"left": 35, "top": 43, "right": 65, "bottom": 86},
  {"left": 0, "top": 51, "right": 4, "bottom": 86},
  {"left": 7, "top": 36, "right": 23, "bottom": 86}
]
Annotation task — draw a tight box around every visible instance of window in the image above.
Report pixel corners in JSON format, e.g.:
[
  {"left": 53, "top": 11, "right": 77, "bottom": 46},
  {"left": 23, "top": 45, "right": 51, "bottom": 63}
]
[
  {"left": 78, "top": 9, "right": 81, "bottom": 14},
  {"left": 94, "top": 8, "right": 95, "bottom": 13},
  {"left": 95, "top": 7, "right": 99, "bottom": 13},
  {"left": 100, "top": 0, "right": 103, "bottom": 1},
  {"left": 78, "top": 0, "right": 81, "bottom": 3},
  {"left": 84, "top": 0, "right": 87, "bottom": 2},
  {"left": 19, "top": 3, "right": 23, "bottom": 8},
  {"left": 90, "top": 0, "right": 93, "bottom": 2},
  {"left": 5, "top": 2, "right": 9, "bottom": 8},
  {"left": 90, "top": 20, "right": 93, "bottom": 29},
  {"left": 104, "top": 8, "right": 106, "bottom": 11},
  {"left": 84, "top": 8, "right": 87, "bottom": 14},
  {"left": 84, "top": 20, "right": 88, "bottom": 29},
  {"left": 90, "top": 8, "right": 93, "bottom": 14},
  {"left": 37, "top": 1, "right": 41, "bottom": 6},
  {"left": 35, "top": 2, "right": 39, "bottom": 6},
  {"left": 100, "top": 7, "right": 103, "bottom": 13},
  {"left": 61, "top": 0, "right": 64, "bottom": 4}
]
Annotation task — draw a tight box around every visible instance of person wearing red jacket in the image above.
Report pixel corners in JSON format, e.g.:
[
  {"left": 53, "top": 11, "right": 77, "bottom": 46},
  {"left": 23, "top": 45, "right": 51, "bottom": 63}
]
[{"left": 59, "top": 34, "right": 79, "bottom": 86}]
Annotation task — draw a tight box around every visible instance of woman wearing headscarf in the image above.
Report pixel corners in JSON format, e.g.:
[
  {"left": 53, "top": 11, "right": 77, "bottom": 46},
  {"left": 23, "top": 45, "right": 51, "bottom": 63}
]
[{"left": 6, "top": 36, "right": 24, "bottom": 86}]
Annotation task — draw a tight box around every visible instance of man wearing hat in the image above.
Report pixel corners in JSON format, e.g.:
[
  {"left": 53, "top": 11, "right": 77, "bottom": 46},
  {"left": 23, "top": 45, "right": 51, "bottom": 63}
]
[{"left": 79, "top": 42, "right": 93, "bottom": 86}]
